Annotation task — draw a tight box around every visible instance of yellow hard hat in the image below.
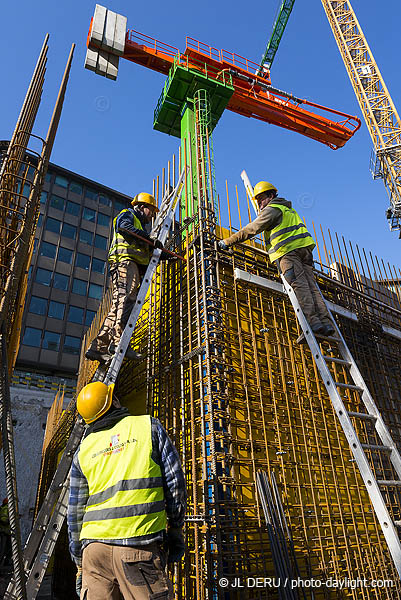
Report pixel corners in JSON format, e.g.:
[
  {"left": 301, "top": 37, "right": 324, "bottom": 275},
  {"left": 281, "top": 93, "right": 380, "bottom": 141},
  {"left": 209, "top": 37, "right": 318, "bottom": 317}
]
[
  {"left": 253, "top": 181, "right": 278, "bottom": 200},
  {"left": 76, "top": 382, "right": 114, "bottom": 424},
  {"left": 131, "top": 192, "right": 159, "bottom": 212}
]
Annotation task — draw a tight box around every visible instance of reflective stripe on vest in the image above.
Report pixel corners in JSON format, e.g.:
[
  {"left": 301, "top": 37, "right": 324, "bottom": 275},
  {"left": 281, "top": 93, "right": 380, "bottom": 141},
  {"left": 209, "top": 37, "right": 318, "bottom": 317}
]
[
  {"left": 108, "top": 209, "right": 150, "bottom": 265},
  {"left": 265, "top": 203, "right": 315, "bottom": 262},
  {"left": 78, "top": 415, "right": 167, "bottom": 540}
]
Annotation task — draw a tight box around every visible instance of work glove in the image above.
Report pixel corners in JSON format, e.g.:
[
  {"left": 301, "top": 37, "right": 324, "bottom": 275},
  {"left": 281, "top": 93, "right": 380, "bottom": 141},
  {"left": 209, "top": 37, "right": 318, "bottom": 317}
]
[
  {"left": 76, "top": 565, "right": 82, "bottom": 597},
  {"left": 218, "top": 240, "right": 229, "bottom": 251},
  {"left": 153, "top": 239, "right": 164, "bottom": 250},
  {"left": 166, "top": 526, "right": 185, "bottom": 563}
]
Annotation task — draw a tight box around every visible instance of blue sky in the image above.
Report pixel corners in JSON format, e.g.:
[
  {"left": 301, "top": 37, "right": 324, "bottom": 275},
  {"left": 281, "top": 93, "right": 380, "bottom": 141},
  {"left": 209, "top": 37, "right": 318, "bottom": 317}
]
[{"left": 1, "top": 1, "right": 400, "bottom": 266}]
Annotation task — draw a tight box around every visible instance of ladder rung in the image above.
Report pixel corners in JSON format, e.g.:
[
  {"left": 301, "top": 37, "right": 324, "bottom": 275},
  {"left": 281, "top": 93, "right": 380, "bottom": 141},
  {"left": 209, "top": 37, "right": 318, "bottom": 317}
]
[
  {"left": 347, "top": 411, "right": 377, "bottom": 421},
  {"left": 335, "top": 381, "right": 363, "bottom": 392},
  {"left": 322, "top": 355, "right": 351, "bottom": 366},
  {"left": 377, "top": 480, "right": 401, "bottom": 487},
  {"left": 361, "top": 443, "right": 392, "bottom": 453}
]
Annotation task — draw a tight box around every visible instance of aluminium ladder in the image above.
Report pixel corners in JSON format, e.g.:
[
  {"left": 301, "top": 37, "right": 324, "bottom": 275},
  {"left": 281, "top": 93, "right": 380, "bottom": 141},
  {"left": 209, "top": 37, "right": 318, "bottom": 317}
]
[
  {"left": 5, "top": 168, "right": 185, "bottom": 600},
  {"left": 281, "top": 273, "right": 401, "bottom": 579},
  {"left": 239, "top": 168, "right": 401, "bottom": 577}
]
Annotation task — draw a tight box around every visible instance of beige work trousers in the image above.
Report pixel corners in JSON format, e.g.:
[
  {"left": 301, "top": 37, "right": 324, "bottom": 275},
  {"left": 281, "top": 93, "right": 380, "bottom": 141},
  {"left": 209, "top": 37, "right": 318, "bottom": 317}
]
[
  {"left": 279, "top": 247, "right": 332, "bottom": 328},
  {"left": 96, "top": 260, "right": 141, "bottom": 352},
  {"left": 81, "top": 542, "right": 172, "bottom": 600}
]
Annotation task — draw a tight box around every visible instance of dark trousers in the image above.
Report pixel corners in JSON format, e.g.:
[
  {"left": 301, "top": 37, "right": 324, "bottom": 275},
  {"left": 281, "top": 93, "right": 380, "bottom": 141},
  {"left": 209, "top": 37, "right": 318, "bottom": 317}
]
[{"left": 279, "top": 247, "right": 332, "bottom": 327}]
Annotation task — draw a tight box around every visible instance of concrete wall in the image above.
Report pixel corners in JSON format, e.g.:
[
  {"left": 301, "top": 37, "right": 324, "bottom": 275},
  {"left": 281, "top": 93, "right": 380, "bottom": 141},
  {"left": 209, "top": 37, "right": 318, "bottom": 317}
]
[{"left": 0, "top": 386, "right": 71, "bottom": 544}]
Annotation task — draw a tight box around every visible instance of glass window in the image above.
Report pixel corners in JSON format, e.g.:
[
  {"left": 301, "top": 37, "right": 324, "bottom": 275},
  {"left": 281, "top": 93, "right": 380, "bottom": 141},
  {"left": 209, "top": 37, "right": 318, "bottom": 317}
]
[
  {"left": 92, "top": 257, "right": 105, "bottom": 274},
  {"left": 53, "top": 272, "right": 69, "bottom": 291},
  {"left": 50, "top": 194, "right": 65, "bottom": 211},
  {"left": 55, "top": 175, "right": 68, "bottom": 188},
  {"left": 40, "top": 241, "right": 57, "bottom": 259},
  {"left": 85, "top": 309, "right": 96, "bottom": 327},
  {"left": 23, "top": 326, "right": 41, "bottom": 347},
  {"left": 79, "top": 229, "right": 93, "bottom": 245},
  {"left": 43, "top": 330, "right": 60, "bottom": 351},
  {"left": 68, "top": 306, "right": 84, "bottom": 324},
  {"left": 88, "top": 283, "right": 103, "bottom": 300},
  {"left": 58, "top": 246, "right": 73, "bottom": 264},
  {"left": 72, "top": 278, "right": 87, "bottom": 295},
  {"left": 44, "top": 172, "right": 52, "bottom": 183},
  {"left": 99, "top": 194, "right": 111, "bottom": 207},
  {"left": 27, "top": 165, "right": 35, "bottom": 180},
  {"left": 64, "top": 335, "right": 81, "bottom": 355},
  {"left": 35, "top": 268, "right": 52, "bottom": 286},
  {"left": 61, "top": 223, "right": 77, "bottom": 239},
  {"left": 45, "top": 217, "right": 61, "bottom": 234},
  {"left": 83, "top": 207, "right": 96, "bottom": 222},
  {"left": 85, "top": 187, "right": 98, "bottom": 201},
  {"left": 37, "top": 214, "right": 43, "bottom": 228},
  {"left": 33, "top": 238, "right": 38, "bottom": 254},
  {"left": 114, "top": 200, "right": 126, "bottom": 212},
  {"left": 97, "top": 213, "right": 110, "bottom": 227},
  {"left": 48, "top": 300, "right": 65, "bottom": 320},
  {"left": 40, "top": 191, "right": 48, "bottom": 204},
  {"left": 28, "top": 265, "right": 33, "bottom": 281},
  {"left": 69, "top": 181, "right": 83, "bottom": 195},
  {"left": 66, "top": 200, "right": 80, "bottom": 216},
  {"left": 76, "top": 253, "right": 91, "bottom": 270},
  {"left": 29, "top": 296, "right": 47, "bottom": 316},
  {"left": 22, "top": 182, "right": 31, "bottom": 198},
  {"left": 94, "top": 234, "right": 107, "bottom": 250}
]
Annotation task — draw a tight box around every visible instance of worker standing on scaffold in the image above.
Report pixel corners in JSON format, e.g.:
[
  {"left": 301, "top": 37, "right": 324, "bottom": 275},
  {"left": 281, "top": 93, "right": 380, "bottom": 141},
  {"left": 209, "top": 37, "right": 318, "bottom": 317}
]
[
  {"left": 68, "top": 382, "right": 187, "bottom": 599},
  {"left": 85, "top": 193, "right": 173, "bottom": 363},
  {"left": 218, "top": 181, "right": 335, "bottom": 336}
]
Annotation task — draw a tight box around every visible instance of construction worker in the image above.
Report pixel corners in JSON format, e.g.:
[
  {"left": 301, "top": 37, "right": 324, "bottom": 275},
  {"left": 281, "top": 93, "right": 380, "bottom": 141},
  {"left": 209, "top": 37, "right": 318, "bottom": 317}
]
[
  {"left": 85, "top": 193, "right": 171, "bottom": 363},
  {"left": 218, "top": 181, "right": 335, "bottom": 336},
  {"left": 67, "top": 382, "right": 186, "bottom": 600}
]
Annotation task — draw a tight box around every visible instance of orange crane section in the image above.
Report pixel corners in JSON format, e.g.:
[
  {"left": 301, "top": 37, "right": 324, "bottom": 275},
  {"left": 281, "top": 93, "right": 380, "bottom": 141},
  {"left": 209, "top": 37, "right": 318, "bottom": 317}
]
[{"left": 123, "top": 29, "right": 361, "bottom": 149}]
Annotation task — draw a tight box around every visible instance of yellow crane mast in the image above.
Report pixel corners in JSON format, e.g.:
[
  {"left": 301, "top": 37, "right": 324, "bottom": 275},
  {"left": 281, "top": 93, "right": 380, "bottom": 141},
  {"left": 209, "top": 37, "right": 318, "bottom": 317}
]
[{"left": 321, "top": 0, "right": 401, "bottom": 233}]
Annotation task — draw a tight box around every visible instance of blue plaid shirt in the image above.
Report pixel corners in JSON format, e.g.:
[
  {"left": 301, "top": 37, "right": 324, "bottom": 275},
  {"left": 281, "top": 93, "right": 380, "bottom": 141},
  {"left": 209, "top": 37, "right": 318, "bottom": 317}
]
[{"left": 67, "top": 416, "right": 186, "bottom": 565}]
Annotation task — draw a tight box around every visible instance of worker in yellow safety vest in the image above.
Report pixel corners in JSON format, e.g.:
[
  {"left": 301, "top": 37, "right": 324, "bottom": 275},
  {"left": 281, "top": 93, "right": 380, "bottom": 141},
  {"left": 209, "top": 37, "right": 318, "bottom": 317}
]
[
  {"left": 218, "top": 181, "right": 335, "bottom": 336},
  {"left": 85, "top": 193, "right": 174, "bottom": 364},
  {"left": 67, "top": 382, "right": 187, "bottom": 599}
]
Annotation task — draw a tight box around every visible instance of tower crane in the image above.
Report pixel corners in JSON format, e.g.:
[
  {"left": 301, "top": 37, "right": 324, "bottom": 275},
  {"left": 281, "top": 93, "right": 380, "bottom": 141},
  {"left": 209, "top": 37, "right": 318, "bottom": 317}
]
[
  {"left": 321, "top": 1, "right": 401, "bottom": 233},
  {"left": 257, "top": 0, "right": 296, "bottom": 74}
]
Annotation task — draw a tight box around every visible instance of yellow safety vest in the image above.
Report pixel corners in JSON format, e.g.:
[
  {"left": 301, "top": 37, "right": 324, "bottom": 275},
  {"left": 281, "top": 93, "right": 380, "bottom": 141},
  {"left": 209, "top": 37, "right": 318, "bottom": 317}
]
[
  {"left": 108, "top": 209, "right": 150, "bottom": 265},
  {"left": 265, "top": 203, "right": 315, "bottom": 262},
  {"left": 78, "top": 415, "right": 167, "bottom": 540}
]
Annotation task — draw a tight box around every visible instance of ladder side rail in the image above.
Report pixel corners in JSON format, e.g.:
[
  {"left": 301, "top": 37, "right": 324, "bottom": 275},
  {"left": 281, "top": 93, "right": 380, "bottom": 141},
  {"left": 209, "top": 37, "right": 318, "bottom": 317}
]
[
  {"left": 281, "top": 274, "right": 401, "bottom": 578},
  {"left": 150, "top": 169, "right": 185, "bottom": 236},
  {"left": 317, "top": 288, "right": 401, "bottom": 479},
  {"left": 5, "top": 483, "right": 70, "bottom": 600}
]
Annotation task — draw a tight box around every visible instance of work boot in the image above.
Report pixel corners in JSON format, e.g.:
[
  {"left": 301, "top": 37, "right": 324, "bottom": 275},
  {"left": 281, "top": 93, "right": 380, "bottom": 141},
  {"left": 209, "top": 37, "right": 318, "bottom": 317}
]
[
  {"left": 310, "top": 321, "right": 326, "bottom": 335},
  {"left": 85, "top": 346, "right": 106, "bottom": 364},
  {"left": 108, "top": 345, "right": 143, "bottom": 361},
  {"left": 320, "top": 323, "right": 336, "bottom": 337}
]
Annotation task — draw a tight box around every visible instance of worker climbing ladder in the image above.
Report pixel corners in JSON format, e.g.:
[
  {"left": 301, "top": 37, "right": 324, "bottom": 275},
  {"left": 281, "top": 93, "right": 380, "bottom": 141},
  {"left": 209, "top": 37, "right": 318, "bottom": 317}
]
[
  {"left": 4, "top": 168, "right": 186, "bottom": 600},
  {"left": 239, "top": 170, "right": 401, "bottom": 577},
  {"left": 281, "top": 273, "right": 401, "bottom": 578}
]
